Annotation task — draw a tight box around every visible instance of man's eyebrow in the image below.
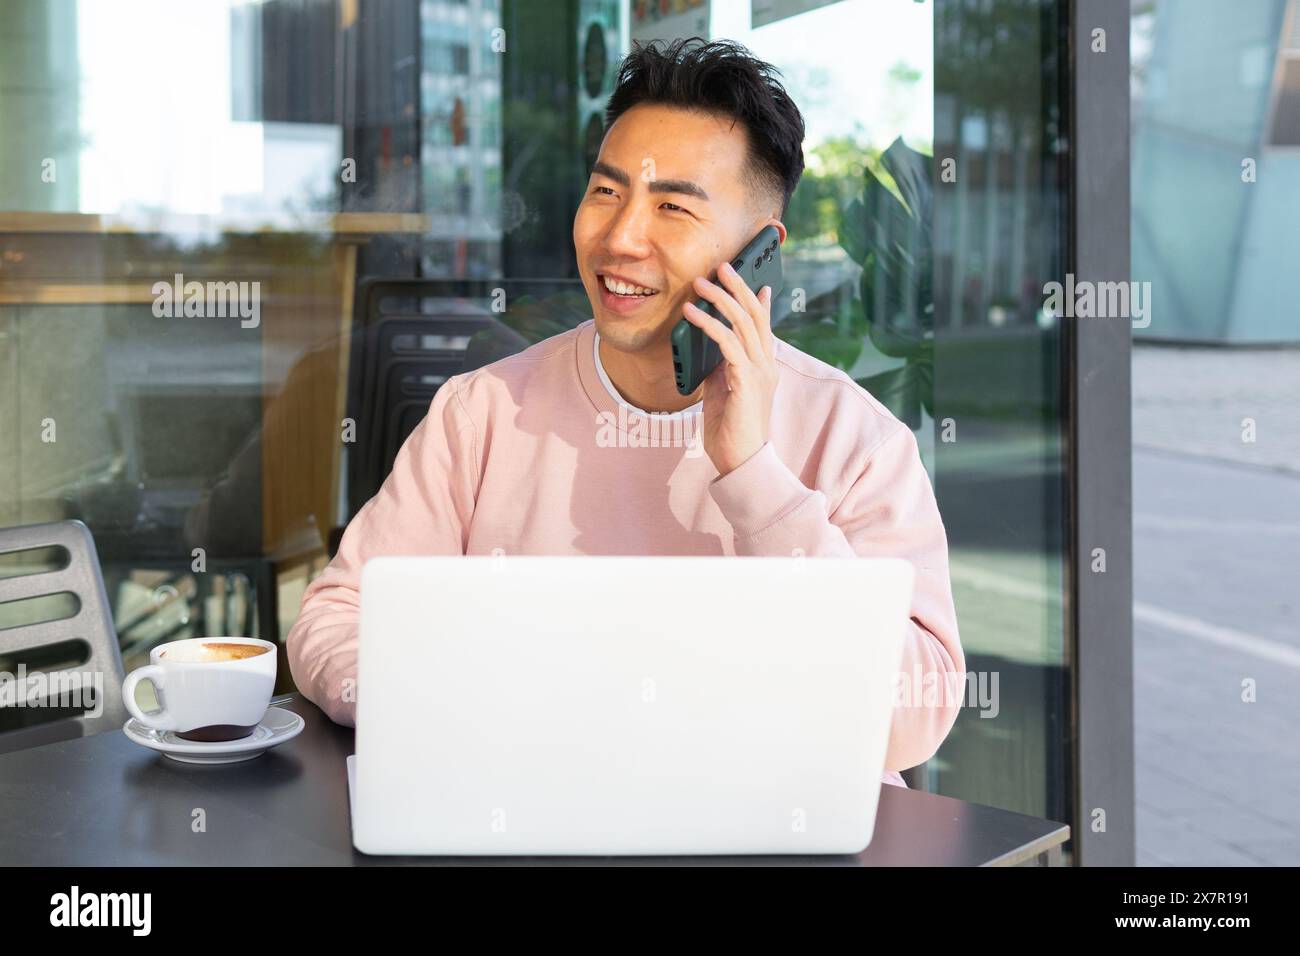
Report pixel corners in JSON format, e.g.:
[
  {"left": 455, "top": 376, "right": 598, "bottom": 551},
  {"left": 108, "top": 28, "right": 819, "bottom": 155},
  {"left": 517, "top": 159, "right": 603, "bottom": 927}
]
[
  {"left": 590, "top": 161, "right": 630, "bottom": 186},
  {"left": 590, "top": 160, "right": 710, "bottom": 202},
  {"left": 648, "top": 178, "right": 710, "bottom": 201}
]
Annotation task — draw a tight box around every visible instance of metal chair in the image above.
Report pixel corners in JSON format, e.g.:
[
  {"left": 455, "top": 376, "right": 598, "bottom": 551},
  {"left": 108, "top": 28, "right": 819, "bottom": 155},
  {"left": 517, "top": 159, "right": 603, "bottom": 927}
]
[
  {"left": 345, "top": 278, "right": 582, "bottom": 516},
  {"left": 0, "top": 520, "right": 127, "bottom": 754}
]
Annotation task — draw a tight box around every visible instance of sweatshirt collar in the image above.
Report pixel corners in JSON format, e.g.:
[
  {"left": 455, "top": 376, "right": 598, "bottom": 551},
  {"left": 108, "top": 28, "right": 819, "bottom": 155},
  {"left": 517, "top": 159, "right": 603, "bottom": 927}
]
[{"left": 575, "top": 320, "right": 704, "bottom": 428}]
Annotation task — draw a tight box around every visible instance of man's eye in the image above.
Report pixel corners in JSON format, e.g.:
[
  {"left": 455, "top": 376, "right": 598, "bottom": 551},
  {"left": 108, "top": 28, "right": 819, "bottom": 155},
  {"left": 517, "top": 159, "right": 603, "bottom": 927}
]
[
  {"left": 661, "top": 202, "right": 686, "bottom": 213},
  {"left": 592, "top": 186, "right": 616, "bottom": 196}
]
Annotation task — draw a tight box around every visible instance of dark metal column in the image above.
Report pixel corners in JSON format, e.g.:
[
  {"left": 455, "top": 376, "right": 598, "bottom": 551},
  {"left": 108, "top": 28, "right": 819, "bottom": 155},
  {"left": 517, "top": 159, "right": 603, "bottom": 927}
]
[{"left": 1069, "top": 0, "right": 1135, "bottom": 866}]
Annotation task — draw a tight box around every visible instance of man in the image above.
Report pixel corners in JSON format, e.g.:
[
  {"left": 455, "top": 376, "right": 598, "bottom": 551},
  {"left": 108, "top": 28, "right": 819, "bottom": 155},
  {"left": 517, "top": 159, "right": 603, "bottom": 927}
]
[{"left": 287, "top": 38, "right": 963, "bottom": 788}]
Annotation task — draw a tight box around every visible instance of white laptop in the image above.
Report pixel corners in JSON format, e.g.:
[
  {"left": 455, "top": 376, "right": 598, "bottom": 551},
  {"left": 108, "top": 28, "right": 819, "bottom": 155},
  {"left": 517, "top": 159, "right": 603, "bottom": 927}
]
[{"left": 349, "top": 555, "right": 913, "bottom": 856}]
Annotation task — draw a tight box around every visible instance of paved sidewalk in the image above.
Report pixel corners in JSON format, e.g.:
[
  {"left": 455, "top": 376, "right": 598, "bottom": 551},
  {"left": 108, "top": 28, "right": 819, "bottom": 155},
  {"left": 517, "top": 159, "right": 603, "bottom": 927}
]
[
  {"left": 1132, "top": 344, "right": 1300, "bottom": 866},
  {"left": 1132, "top": 344, "right": 1300, "bottom": 474}
]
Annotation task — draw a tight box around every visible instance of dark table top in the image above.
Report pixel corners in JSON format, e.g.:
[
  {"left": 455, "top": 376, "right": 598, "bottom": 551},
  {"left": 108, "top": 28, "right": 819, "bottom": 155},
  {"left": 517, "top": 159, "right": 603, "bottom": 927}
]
[{"left": 0, "top": 695, "right": 1070, "bottom": 866}]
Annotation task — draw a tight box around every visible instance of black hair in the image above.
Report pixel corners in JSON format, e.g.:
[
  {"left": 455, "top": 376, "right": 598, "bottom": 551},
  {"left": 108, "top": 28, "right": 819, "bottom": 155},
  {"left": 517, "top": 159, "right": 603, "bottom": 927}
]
[{"left": 604, "top": 37, "right": 806, "bottom": 218}]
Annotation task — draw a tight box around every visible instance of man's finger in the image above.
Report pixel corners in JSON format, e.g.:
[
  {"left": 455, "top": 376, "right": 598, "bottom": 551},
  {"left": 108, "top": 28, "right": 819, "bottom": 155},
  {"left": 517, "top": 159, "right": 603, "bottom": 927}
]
[
  {"left": 693, "top": 270, "right": 761, "bottom": 360},
  {"left": 759, "top": 286, "right": 776, "bottom": 359},
  {"left": 682, "top": 301, "right": 748, "bottom": 368}
]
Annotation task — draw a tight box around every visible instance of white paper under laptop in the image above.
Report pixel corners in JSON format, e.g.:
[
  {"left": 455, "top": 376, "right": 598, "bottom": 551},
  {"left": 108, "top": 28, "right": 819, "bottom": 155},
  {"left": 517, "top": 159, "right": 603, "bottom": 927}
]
[{"left": 350, "top": 555, "right": 913, "bottom": 856}]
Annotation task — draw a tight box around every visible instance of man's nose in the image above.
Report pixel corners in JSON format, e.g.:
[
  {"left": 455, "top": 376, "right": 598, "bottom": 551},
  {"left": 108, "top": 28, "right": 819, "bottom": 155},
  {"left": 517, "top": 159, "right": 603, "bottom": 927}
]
[{"left": 601, "top": 203, "right": 654, "bottom": 259}]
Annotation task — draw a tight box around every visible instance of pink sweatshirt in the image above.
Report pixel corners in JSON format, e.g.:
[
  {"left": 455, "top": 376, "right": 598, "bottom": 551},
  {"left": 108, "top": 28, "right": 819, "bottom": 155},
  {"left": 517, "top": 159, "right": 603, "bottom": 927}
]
[{"left": 287, "top": 318, "right": 964, "bottom": 789}]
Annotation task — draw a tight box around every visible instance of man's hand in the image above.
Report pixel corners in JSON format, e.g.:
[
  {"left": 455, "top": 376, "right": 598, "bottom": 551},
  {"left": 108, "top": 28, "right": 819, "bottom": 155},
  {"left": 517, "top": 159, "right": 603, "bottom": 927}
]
[{"left": 682, "top": 260, "right": 779, "bottom": 476}]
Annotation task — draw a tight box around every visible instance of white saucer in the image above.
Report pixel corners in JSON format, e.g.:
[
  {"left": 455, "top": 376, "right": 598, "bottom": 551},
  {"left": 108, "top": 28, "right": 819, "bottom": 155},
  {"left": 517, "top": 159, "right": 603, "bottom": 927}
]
[{"left": 123, "top": 706, "right": 305, "bottom": 764}]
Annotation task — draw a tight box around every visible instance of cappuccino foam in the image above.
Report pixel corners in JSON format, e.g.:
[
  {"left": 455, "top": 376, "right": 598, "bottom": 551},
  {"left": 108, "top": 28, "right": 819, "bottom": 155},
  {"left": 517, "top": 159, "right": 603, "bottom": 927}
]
[{"left": 161, "top": 642, "right": 270, "bottom": 663}]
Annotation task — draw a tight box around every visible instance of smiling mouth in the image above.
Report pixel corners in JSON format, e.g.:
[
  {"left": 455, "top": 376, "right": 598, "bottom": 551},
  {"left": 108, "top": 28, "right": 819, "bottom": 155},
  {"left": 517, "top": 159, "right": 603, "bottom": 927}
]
[{"left": 599, "top": 274, "right": 660, "bottom": 298}]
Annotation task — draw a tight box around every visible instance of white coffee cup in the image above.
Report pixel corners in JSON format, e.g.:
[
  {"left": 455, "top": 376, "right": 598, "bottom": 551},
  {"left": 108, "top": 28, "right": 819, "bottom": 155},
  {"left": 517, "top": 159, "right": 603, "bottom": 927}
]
[{"left": 122, "top": 637, "right": 277, "bottom": 742}]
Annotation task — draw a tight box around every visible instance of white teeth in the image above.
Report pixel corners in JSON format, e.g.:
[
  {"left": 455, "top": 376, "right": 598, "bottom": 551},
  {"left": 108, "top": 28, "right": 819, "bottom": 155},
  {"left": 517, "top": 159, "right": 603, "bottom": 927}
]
[{"left": 603, "top": 276, "right": 656, "bottom": 296}]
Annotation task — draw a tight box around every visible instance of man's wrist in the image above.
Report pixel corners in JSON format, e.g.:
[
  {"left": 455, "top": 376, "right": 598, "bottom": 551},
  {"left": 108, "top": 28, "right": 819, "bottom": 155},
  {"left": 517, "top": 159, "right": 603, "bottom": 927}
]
[
  {"left": 713, "top": 441, "right": 765, "bottom": 478},
  {"left": 709, "top": 442, "right": 814, "bottom": 540}
]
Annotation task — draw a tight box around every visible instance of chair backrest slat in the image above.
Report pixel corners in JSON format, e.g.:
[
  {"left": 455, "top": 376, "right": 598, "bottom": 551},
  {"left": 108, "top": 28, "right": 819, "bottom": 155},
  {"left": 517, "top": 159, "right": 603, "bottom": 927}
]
[{"left": 0, "top": 520, "right": 127, "bottom": 754}]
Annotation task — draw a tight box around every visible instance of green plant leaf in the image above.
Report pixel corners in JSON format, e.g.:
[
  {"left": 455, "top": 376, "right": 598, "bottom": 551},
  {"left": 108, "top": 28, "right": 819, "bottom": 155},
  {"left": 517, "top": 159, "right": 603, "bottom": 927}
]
[{"left": 833, "top": 137, "right": 936, "bottom": 429}]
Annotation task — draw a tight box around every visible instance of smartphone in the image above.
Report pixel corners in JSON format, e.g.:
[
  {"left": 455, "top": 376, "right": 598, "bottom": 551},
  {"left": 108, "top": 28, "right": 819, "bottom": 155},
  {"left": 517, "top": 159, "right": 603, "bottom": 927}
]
[{"left": 670, "top": 224, "right": 783, "bottom": 396}]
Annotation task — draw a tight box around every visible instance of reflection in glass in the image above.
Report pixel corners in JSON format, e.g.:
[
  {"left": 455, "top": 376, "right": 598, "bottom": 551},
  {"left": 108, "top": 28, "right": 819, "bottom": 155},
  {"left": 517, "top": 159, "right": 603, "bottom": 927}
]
[
  {"left": 1, "top": 0, "right": 1072, "bottom": 823},
  {"left": 928, "top": 0, "right": 1070, "bottom": 827}
]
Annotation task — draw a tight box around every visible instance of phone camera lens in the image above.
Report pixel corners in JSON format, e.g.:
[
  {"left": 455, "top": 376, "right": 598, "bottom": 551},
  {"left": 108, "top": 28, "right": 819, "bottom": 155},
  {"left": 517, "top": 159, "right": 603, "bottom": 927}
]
[{"left": 754, "top": 256, "right": 762, "bottom": 269}]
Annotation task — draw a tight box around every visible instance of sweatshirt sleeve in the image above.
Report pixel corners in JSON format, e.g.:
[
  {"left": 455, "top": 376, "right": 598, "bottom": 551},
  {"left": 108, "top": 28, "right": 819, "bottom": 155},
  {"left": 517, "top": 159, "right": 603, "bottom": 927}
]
[
  {"left": 285, "top": 377, "right": 479, "bottom": 726},
  {"left": 708, "top": 427, "right": 964, "bottom": 773}
]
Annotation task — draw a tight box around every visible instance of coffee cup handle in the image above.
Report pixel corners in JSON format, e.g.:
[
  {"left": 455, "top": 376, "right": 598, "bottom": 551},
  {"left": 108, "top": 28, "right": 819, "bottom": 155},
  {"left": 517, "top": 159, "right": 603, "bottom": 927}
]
[{"left": 122, "top": 665, "right": 178, "bottom": 732}]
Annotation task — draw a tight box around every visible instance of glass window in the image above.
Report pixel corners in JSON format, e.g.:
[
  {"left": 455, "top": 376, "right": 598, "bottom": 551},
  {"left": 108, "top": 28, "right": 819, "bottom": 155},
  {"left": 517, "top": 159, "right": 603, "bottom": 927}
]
[
  {"left": 927, "top": 0, "right": 1070, "bottom": 824},
  {"left": 0, "top": 0, "right": 1073, "bottom": 826}
]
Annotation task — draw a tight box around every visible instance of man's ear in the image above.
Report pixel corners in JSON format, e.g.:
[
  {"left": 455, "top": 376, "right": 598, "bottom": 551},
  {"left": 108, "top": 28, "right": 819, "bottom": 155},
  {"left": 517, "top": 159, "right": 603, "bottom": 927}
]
[{"left": 764, "top": 218, "right": 788, "bottom": 244}]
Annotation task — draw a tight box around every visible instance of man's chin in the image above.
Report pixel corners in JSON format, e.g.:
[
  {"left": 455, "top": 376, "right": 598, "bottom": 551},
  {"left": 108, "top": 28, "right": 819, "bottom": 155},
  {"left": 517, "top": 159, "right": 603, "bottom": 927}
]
[{"left": 593, "top": 313, "right": 670, "bottom": 353}]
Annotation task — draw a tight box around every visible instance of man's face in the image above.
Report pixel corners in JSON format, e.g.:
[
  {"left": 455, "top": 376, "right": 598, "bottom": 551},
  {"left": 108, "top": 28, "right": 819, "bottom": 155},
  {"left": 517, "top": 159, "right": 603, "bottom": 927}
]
[{"left": 573, "top": 103, "right": 776, "bottom": 354}]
